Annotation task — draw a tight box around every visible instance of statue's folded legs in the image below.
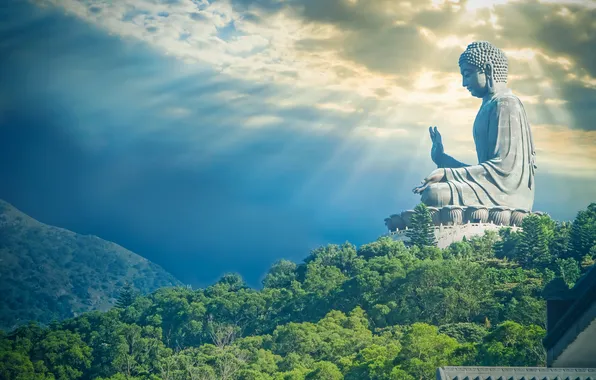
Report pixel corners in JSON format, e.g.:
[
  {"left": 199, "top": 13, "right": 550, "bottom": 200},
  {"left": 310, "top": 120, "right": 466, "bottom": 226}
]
[{"left": 421, "top": 183, "right": 453, "bottom": 208}]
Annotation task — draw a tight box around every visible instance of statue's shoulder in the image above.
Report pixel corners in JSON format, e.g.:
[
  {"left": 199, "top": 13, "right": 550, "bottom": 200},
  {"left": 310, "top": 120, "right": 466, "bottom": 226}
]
[
  {"left": 493, "top": 90, "right": 518, "bottom": 102},
  {"left": 491, "top": 92, "right": 523, "bottom": 111}
]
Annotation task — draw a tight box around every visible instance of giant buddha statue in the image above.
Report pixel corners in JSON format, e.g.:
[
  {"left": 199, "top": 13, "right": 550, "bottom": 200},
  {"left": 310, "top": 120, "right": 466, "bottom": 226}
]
[{"left": 413, "top": 41, "right": 537, "bottom": 211}]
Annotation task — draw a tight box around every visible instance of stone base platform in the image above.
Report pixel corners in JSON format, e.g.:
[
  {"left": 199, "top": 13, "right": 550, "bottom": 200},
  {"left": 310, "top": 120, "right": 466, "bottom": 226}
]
[
  {"left": 387, "top": 222, "right": 521, "bottom": 249},
  {"left": 385, "top": 205, "right": 546, "bottom": 232}
]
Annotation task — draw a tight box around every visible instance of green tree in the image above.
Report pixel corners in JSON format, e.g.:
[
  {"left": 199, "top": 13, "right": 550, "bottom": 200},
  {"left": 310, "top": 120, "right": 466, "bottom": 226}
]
[
  {"left": 263, "top": 260, "right": 298, "bottom": 289},
  {"left": 438, "top": 323, "right": 488, "bottom": 344},
  {"left": 569, "top": 203, "right": 596, "bottom": 261},
  {"left": 550, "top": 221, "right": 571, "bottom": 259},
  {"left": 304, "top": 243, "right": 361, "bottom": 276},
  {"left": 357, "top": 237, "right": 410, "bottom": 261},
  {"left": 302, "top": 263, "right": 347, "bottom": 297},
  {"left": 217, "top": 273, "right": 248, "bottom": 292},
  {"left": 305, "top": 361, "right": 342, "bottom": 380},
  {"left": 344, "top": 343, "right": 401, "bottom": 380},
  {"left": 38, "top": 329, "right": 93, "bottom": 380},
  {"left": 444, "top": 241, "right": 474, "bottom": 261},
  {"left": 395, "top": 323, "right": 461, "bottom": 380},
  {"left": 406, "top": 204, "right": 436, "bottom": 248},
  {"left": 390, "top": 260, "right": 491, "bottom": 325},
  {"left": 516, "top": 215, "right": 554, "bottom": 269},
  {"left": 555, "top": 257, "right": 581, "bottom": 288},
  {"left": 111, "top": 323, "right": 167, "bottom": 378},
  {"left": 494, "top": 227, "right": 521, "bottom": 260},
  {"left": 581, "top": 247, "right": 596, "bottom": 270},
  {"left": 115, "top": 283, "right": 138, "bottom": 309},
  {"left": 476, "top": 321, "right": 546, "bottom": 366},
  {"left": 0, "top": 349, "right": 47, "bottom": 380},
  {"left": 502, "top": 296, "right": 546, "bottom": 328},
  {"left": 468, "top": 231, "right": 499, "bottom": 260}
]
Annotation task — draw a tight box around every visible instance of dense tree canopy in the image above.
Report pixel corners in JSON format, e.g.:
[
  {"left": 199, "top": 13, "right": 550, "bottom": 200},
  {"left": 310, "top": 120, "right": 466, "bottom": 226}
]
[{"left": 1, "top": 203, "right": 595, "bottom": 379}]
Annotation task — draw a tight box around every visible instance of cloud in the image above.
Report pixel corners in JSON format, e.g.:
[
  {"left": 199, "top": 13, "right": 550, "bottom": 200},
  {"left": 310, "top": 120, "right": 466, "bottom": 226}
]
[
  {"left": 496, "top": 1, "right": 596, "bottom": 75},
  {"left": 244, "top": 115, "right": 284, "bottom": 128},
  {"left": 532, "top": 124, "right": 596, "bottom": 176}
]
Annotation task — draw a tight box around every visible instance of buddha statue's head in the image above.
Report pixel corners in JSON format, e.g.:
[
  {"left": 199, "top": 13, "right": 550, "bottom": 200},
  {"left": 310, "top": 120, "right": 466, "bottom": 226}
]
[{"left": 458, "top": 41, "right": 508, "bottom": 98}]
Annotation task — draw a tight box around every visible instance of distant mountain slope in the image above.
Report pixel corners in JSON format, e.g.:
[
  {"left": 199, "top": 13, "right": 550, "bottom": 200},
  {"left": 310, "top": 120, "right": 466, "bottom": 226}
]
[{"left": 0, "top": 199, "right": 181, "bottom": 331}]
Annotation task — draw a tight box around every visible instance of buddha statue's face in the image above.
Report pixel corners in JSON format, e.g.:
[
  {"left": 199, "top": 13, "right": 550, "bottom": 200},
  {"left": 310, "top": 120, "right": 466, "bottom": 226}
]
[{"left": 459, "top": 62, "right": 488, "bottom": 98}]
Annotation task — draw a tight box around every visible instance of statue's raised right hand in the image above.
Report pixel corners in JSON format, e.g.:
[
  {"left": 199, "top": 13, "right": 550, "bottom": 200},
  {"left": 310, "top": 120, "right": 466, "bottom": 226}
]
[{"left": 429, "top": 126, "right": 444, "bottom": 166}]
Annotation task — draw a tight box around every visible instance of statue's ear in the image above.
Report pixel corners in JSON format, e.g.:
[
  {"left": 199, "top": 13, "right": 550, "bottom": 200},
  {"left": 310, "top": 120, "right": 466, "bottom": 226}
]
[
  {"left": 485, "top": 62, "right": 495, "bottom": 92},
  {"left": 485, "top": 62, "right": 494, "bottom": 78}
]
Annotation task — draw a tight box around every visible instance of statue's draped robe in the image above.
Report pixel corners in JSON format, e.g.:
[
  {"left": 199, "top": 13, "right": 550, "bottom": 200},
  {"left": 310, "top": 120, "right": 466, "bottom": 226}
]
[{"left": 422, "top": 88, "right": 536, "bottom": 211}]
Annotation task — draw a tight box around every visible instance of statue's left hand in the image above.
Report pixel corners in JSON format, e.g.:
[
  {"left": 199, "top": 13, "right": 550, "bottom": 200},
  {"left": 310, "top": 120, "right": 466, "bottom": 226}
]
[{"left": 412, "top": 169, "right": 445, "bottom": 194}]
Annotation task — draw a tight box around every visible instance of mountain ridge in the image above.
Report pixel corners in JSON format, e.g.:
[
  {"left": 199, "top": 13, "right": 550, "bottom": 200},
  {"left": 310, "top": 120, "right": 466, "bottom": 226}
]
[{"left": 0, "top": 199, "right": 181, "bottom": 331}]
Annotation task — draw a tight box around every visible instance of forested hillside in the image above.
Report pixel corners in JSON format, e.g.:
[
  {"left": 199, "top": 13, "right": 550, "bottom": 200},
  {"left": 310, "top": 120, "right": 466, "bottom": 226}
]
[
  {"left": 1, "top": 204, "right": 595, "bottom": 380},
  {"left": 0, "top": 200, "right": 181, "bottom": 331}
]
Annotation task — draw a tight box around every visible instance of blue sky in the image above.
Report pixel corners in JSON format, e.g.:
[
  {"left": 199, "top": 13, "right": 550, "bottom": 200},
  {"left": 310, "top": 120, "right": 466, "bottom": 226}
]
[{"left": 1, "top": 0, "right": 595, "bottom": 287}]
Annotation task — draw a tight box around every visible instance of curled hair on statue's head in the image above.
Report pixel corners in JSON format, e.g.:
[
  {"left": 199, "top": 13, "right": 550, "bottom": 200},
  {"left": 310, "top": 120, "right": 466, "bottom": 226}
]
[{"left": 458, "top": 41, "right": 509, "bottom": 84}]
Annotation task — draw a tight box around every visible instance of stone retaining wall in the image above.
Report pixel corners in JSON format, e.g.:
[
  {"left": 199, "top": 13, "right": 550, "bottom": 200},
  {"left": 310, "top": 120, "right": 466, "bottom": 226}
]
[{"left": 388, "top": 222, "right": 521, "bottom": 249}]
